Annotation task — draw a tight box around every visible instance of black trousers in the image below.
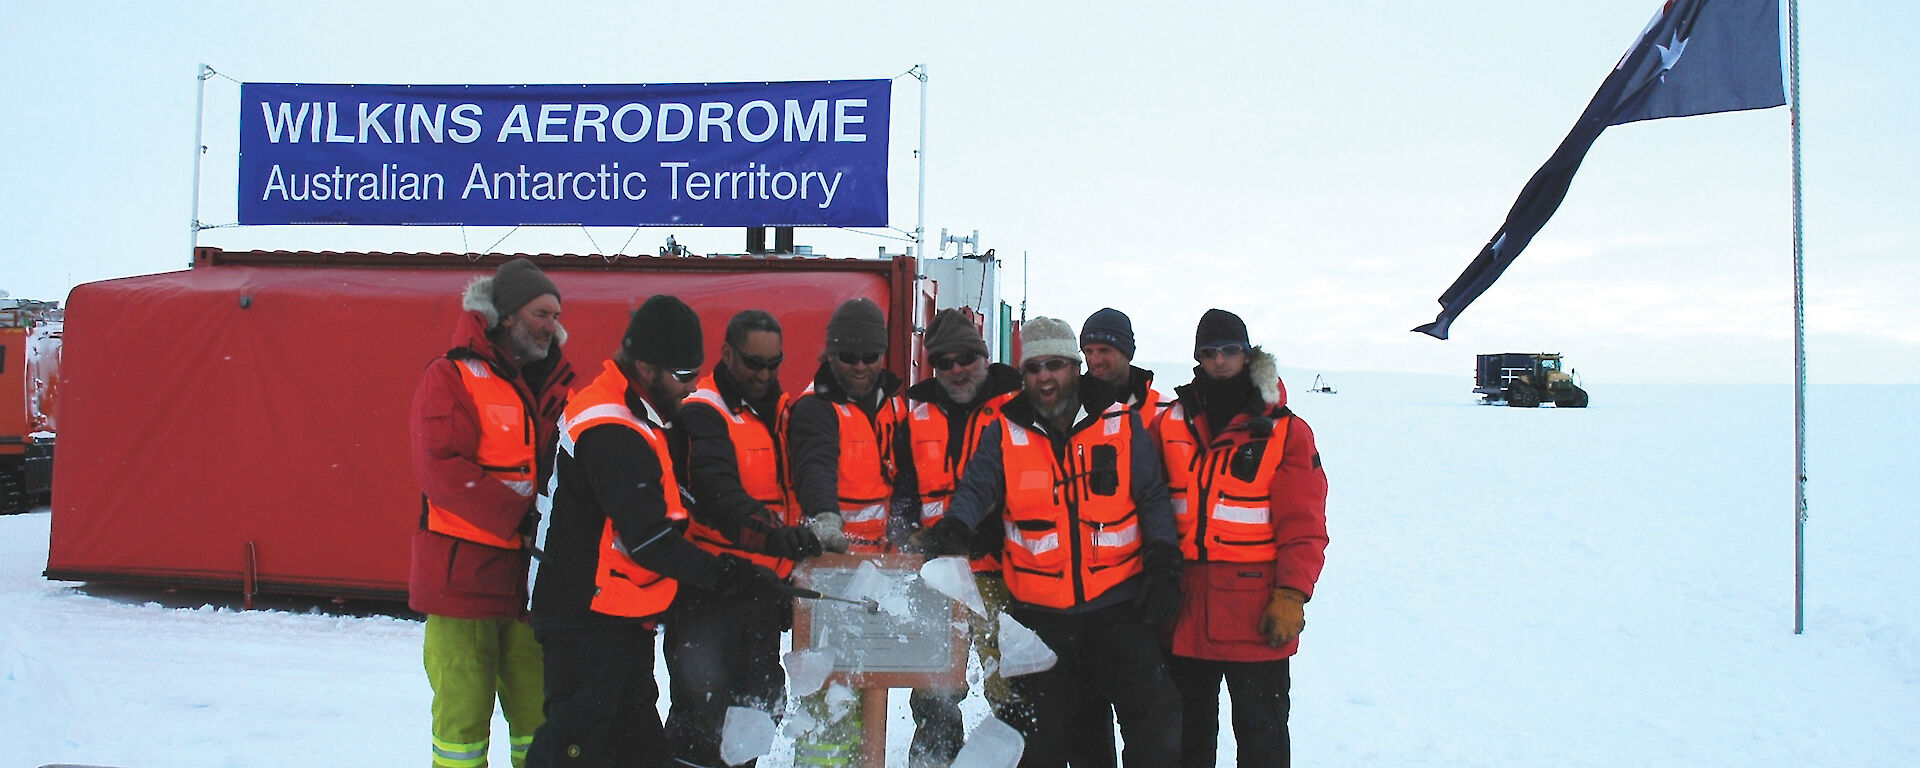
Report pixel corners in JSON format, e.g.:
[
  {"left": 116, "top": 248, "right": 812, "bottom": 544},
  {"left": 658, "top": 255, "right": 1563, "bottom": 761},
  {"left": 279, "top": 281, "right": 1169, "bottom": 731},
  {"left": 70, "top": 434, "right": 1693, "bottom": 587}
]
[
  {"left": 526, "top": 621, "right": 666, "bottom": 768},
  {"left": 1167, "top": 656, "right": 1291, "bottom": 768},
  {"left": 1002, "top": 601, "right": 1181, "bottom": 768},
  {"left": 662, "top": 583, "right": 788, "bottom": 768}
]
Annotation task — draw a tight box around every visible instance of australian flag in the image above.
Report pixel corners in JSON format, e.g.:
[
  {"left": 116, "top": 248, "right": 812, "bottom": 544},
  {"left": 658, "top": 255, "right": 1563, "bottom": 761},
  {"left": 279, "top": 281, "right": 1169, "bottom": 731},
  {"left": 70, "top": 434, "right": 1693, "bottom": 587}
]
[{"left": 1414, "top": 0, "right": 1787, "bottom": 340}]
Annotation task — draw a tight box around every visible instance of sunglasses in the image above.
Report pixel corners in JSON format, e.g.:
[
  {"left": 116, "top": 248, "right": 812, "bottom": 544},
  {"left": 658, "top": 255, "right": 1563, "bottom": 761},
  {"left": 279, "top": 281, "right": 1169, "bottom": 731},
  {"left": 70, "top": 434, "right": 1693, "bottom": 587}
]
[
  {"left": 670, "top": 368, "right": 700, "bottom": 383},
  {"left": 1198, "top": 343, "right": 1246, "bottom": 360},
  {"left": 1021, "top": 357, "right": 1074, "bottom": 375},
  {"left": 931, "top": 352, "right": 980, "bottom": 371},
  {"left": 837, "top": 351, "right": 882, "bottom": 365},
  {"left": 733, "top": 348, "right": 783, "bottom": 371}
]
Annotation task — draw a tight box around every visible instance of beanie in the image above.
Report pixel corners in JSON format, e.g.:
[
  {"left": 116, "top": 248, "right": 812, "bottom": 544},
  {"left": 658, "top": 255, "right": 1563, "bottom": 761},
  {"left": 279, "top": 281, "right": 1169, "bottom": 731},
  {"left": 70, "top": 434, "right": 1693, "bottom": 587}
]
[
  {"left": 825, "top": 298, "right": 888, "bottom": 356},
  {"left": 1079, "top": 307, "right": 1136, "bottom": 359},
  {"left": 490, "top": 258, "right": 560, "bottom": 320},
  {"left": 924, "top": 308, "right": 990, "bottom": 359},
  {"left": 1020, "top": 317, "right": 1082, "bottom": 365},
  {"left": 622, "top": 294, "right": 705, "bottom": 370},
  {"left": 1194, "top": 308, "right": 1250, "bottom": 356}
]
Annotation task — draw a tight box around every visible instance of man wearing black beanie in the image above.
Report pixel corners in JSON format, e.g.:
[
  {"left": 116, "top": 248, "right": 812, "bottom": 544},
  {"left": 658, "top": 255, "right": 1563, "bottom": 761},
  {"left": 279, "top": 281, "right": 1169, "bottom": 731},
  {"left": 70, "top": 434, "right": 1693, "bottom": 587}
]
[
  {"left": 527, "top": 295, "right": 779, "bottom": 768},
  {"left": 1156, "top": 308, "right": 1329, "bottom": 768}
]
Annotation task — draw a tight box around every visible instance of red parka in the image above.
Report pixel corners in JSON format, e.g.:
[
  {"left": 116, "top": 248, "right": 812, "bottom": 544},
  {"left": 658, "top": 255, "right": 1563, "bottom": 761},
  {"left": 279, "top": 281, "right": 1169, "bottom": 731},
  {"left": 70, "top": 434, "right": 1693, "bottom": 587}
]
[
  {"left": 408, "top": 308, "right": 574, "bottom": 618},
  {"left": 1155, "top": 348, "right": 1326, "bottom": 661}
]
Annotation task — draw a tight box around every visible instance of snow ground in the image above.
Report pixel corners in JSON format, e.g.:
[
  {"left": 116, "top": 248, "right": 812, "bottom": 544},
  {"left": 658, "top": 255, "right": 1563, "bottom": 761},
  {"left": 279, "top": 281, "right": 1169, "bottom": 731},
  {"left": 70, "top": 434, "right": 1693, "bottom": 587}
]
[{"left": 3, "top": 372, "right": 1915, "bottom": 767}]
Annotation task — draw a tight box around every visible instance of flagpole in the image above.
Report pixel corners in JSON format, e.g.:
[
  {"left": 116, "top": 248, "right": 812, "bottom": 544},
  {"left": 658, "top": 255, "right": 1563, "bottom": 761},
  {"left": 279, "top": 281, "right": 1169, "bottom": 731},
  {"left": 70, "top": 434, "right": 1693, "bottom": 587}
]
[{"left": 1787, "top": 0, "right": 1807, "bottom": 635}]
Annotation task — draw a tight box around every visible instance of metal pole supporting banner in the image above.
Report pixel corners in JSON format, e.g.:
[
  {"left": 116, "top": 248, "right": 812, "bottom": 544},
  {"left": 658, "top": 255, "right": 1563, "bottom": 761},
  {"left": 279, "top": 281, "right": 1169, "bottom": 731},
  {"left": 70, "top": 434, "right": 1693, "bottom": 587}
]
[
  {"left": 190, "top": 63, "right": 211, "bottom": 262},
  {"left": 915, "top": 63, "right": 928, "bottom": 259},
  {"left": 1787, "top": 0, "right": 1807, "bottom": 635}
]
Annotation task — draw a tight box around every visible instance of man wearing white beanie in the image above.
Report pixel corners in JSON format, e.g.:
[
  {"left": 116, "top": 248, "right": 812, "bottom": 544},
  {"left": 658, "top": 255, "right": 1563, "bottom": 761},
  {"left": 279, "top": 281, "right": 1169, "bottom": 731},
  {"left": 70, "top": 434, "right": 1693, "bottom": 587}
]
[{"left": 910, "top": 316, "right": 1184, "bottom": 768}]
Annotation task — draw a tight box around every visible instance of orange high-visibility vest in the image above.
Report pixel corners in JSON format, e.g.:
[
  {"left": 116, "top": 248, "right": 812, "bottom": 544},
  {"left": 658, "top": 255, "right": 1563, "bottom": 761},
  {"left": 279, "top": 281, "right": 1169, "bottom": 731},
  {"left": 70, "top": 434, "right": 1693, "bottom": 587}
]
[
  {"left": 682, "top": 375, "right": 796, "bottom": 575},
  {"left": 558, "top": 360, "right": 689, "bottom": 618},
  {"left": 905, "top": 391, "right": 1016, "bottom": 526},
  {"left": 1156, "top": 401, "right": 1291, "bottom": 563},
  {"left": 997, "top": 404, "right": 1144, "bottom": 609},
  {"left": 424, "top": 357, "right": 533, "bottom": 550},
  {"left": 794, "top": 386, "right": 904, "bottom": 549}
]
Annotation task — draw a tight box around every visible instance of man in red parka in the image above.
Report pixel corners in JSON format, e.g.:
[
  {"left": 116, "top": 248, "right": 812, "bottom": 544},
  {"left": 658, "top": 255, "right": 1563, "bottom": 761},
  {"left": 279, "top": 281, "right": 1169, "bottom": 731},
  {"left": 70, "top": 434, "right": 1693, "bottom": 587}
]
[
  {"left": 410, "top": 258, "right": 576, "bottom": 768},
  {"left": 1153, "top": 308, "right": 1327, "bottom": 768}
]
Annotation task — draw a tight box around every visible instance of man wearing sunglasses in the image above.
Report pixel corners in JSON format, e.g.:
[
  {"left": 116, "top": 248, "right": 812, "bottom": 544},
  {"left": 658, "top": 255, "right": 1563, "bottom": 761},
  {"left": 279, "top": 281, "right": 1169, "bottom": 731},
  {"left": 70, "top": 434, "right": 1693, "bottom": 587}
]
[
  {"left": 666, "top": 309, "right": 824, "bottom": 768},
  {"left": 893, "top": 308, "right": 1022, "bottom": 767},
  {"left": 910, "top": 317, "right": 1184, "bottom": 768},
  {"left": 410, "top": 258, "right": 574, "bottom": 768},
  {"left": 786, "top": 296, "right": 908, "bottom": 767},
  {"left": 528, "top": 295, "right": 780, "bottom": 768},
  {"left": 1154, "top": 308, "right": 1328, "bottom": 768}
]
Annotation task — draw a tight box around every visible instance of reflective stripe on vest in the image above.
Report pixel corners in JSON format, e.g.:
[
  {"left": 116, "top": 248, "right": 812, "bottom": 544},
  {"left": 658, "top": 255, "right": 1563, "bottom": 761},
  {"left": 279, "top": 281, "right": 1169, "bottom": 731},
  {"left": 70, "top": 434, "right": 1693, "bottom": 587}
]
[
  {"left": 795, "top": 385, "right": 903, "bottom": 548},
  {"left": 425, "top": 357, "right": 532, "bottom": 550},
  {"left": 559, "top": 360, "right": 688, "bottom": 618},
  {"left": 1157, "top": 401, "right": 1291, "bottom": 563},
  {"left": 997, "top": 404, "right": 1143, "bottom": 609},
  {"left": 683, "top": 378, "right": 797, "bottom": 575}
]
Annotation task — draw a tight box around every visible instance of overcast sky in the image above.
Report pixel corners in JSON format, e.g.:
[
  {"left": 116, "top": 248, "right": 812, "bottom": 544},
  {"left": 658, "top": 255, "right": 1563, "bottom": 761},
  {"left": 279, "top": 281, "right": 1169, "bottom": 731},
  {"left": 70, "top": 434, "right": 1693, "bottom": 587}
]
[{"left": 5, "top": 1, "right": 1913, "bottom": 383}]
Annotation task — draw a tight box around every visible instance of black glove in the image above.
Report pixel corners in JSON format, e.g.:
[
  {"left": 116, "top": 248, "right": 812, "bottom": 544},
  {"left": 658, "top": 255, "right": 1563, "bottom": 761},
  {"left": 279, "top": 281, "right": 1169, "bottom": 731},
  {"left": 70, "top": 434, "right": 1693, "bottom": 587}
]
[
  {"left": 905, "top": 517, "right": 973, "bottom": 557},
  {"left": 710, "top": 554, "right": 779, "bottom": 596},
  {"left": 1132, "top": 542, "right": 1184, "bottom": 624},
  {"left": 765, "top": 524, "right": 825, "bottom": 561}
]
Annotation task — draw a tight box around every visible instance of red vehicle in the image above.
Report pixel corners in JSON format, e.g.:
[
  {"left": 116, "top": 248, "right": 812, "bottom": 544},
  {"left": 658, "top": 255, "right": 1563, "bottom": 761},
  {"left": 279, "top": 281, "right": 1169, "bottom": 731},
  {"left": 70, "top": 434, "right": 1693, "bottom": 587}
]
[
  {"left": 1, "top": 298, "right": 59, "bottom": 514},
  {"left": 45, "top": 247, "right": 941, "bottom": 603}
]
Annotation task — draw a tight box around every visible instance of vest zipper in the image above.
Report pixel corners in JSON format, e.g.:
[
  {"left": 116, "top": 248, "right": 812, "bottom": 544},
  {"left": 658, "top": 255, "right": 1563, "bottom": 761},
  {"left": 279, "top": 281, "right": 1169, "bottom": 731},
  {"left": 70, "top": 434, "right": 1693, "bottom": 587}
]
[{"left": 1068, "top": 442, "right": 1087, "bottom": 604}]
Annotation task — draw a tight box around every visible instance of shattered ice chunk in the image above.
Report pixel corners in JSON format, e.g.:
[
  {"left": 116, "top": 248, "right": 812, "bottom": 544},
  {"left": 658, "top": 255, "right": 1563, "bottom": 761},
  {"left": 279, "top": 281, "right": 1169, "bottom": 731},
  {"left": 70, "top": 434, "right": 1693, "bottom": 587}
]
[
  {"left": 719, "top": 706, "right": 775, "bottom": 766},
  {"left": 845, "top": 560, "right": 889, "bottom": 602},
  {"left": 920, "top": 556, "right": 986, "bottom": 616},
  {"left": 996, "top": 613, "right": 1057, "bottom": 677},
  {"left": 784, "top": 647, "right": 834, "bottom": 697},
  {"left": 951, "top": 716, "right": 1024, "bottom": 768}
]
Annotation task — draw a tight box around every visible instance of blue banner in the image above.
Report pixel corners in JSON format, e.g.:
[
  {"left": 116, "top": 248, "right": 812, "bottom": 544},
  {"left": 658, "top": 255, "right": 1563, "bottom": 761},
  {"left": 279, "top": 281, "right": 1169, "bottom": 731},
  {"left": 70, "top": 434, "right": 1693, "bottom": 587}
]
[{"left": 238, "top": 80, "right": 891, "bottom": 227}]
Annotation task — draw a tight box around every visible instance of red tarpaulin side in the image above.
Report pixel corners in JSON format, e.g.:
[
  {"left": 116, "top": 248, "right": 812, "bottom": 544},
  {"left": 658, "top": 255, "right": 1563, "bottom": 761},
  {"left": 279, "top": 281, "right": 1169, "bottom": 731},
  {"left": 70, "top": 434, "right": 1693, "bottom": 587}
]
[{"left": 46, "top": 251, "right": 913, "bottom": 600}]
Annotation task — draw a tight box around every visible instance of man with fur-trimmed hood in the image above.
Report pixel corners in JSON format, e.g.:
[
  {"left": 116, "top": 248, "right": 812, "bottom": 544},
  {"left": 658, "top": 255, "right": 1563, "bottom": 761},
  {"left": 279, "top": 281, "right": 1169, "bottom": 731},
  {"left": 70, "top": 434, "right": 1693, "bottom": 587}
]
[
  {"left": 409, "top": 257, "right": 576, "bottom": 768},
  {"left": 1153, "top": 308, "right": 1327, "bottom": 768}
]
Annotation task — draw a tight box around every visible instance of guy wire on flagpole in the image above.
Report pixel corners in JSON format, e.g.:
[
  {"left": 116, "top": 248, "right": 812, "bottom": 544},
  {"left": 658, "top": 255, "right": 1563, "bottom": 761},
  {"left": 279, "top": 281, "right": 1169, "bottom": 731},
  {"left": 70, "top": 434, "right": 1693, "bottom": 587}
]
[{"left": 1787, "top": 0, "right": 1807, "bottom": 635}]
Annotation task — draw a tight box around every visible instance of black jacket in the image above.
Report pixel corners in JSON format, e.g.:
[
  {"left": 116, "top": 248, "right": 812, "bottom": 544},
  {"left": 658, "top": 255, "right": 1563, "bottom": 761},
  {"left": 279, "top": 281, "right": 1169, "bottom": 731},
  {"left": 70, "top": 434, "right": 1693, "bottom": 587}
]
[
  {"left": 787, "top": 360, "right": 905, "bottom": 523},
  {"left": 678, "top": 364, "right": 787, "bottom": 548},
  {"left": 532, "top": 383, "right": 723, "bottom": 629}
]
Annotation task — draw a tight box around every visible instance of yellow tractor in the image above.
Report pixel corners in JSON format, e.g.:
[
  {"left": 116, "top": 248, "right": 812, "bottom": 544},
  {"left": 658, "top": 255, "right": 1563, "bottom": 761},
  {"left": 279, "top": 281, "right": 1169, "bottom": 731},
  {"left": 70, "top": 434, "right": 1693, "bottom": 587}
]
[{"left": 1474, "top": 353, "right": 1588, "bottom": 408}]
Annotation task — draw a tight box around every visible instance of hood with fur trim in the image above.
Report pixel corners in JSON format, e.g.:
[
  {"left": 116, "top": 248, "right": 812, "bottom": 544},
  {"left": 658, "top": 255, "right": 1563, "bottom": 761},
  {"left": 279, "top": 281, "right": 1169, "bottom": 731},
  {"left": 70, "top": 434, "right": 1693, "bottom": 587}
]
[
  {"left": 1249, "top": 346, "right": 1285, "bottom": 407},
  {"left": 463, "top": 274, "right": 567, "bottom": 346}
]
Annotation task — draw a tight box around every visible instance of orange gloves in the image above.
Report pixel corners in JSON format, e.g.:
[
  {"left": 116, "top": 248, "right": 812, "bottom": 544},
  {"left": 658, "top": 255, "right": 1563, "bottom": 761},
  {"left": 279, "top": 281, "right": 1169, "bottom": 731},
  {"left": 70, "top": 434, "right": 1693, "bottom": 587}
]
[{"left": 1257, "top": 588, "right": 1307, "bottom": 648}]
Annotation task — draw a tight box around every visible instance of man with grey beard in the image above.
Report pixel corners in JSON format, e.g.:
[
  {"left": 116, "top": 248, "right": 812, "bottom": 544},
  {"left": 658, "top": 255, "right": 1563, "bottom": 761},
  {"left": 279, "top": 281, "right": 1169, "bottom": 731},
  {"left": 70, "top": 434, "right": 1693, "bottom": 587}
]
[
  {"left": 409, "top": 257, "right": 575, "bottom": 768},
  {"left": 893, "top": 308, "right": 1022, "bottom": 767},
  {"left": 908, "top": 317, "right": 1184, "bottom": 768}
]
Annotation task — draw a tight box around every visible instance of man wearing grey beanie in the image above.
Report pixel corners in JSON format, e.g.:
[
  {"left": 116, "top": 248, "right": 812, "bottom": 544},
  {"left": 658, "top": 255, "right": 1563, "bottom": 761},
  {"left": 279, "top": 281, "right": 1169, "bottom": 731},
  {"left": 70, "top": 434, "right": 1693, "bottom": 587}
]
[{"left": 908, "top": 316, "right": 1183, "bottom": 767}]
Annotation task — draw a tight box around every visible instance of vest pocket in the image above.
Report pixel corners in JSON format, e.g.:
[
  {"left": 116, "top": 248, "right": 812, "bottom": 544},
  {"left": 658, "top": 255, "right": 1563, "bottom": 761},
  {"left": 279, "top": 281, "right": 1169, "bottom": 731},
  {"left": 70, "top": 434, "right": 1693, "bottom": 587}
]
[{"left": 1003, "top": 517, "right": 1067, "bottom": 569}]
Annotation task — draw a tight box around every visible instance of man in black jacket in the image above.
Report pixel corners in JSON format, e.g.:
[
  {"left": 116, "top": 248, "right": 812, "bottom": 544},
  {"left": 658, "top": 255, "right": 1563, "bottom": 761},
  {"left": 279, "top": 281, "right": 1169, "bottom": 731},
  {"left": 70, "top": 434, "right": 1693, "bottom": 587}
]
[
  {"left": 666, "top": 309, "right": 824, "bottom": 768},
  {"left": 526, "top": 295, "right": 776, "bottom": 768}
]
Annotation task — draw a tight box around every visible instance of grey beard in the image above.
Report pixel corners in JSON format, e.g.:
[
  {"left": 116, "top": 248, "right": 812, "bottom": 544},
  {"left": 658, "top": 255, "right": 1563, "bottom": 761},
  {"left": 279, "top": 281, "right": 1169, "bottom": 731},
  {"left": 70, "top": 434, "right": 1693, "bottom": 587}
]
[{"left": 507, "top": 322, "right": 549, "bottom": 363}]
